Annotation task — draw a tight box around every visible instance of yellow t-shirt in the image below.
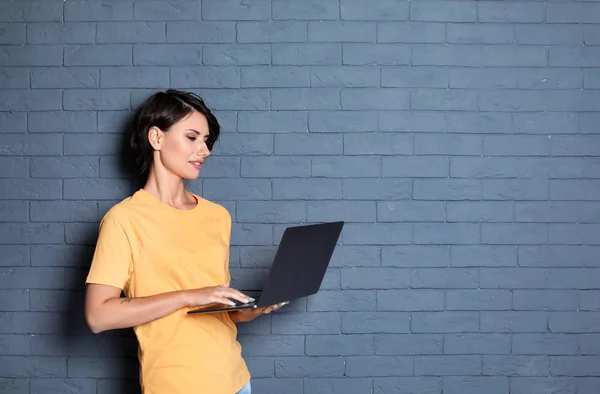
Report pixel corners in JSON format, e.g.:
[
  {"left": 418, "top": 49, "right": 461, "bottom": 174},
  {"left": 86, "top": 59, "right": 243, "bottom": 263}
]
[{"left": 86, "top": 188, "right": 251, "bottom": 394}]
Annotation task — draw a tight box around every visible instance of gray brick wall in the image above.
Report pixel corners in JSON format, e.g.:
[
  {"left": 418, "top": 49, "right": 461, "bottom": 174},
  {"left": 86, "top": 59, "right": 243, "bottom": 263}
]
[{"left": 0, "top": 0, "right": 599, "bottom": 393}]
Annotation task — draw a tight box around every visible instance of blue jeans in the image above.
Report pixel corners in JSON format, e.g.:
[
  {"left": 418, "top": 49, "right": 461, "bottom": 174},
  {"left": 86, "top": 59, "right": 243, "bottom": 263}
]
[{"left": 236, "top": 380, "right": 251, "bottom": 394}]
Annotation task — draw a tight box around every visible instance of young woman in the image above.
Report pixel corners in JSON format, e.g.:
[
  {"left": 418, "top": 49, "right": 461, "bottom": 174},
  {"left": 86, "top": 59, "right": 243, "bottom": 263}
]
[{"left": 84, "top": 89, "right": 286, "bottom": 394}]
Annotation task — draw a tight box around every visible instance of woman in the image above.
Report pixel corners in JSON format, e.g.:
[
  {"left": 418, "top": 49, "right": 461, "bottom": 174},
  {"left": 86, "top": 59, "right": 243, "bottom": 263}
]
[{"left": 84, "top": 89, "right": 285, "bottom": 394}]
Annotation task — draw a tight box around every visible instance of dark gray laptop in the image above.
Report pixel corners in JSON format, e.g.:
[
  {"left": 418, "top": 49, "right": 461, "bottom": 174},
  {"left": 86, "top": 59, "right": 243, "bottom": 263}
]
[{"left": 187, "top": 221, "right": 344, "bottom": 315}]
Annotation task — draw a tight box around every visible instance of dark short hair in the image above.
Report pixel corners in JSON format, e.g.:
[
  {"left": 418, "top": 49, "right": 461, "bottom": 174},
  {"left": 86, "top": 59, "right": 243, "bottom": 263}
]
[{"left": 130, "top": 89, "right": 221, "bottom": 174}]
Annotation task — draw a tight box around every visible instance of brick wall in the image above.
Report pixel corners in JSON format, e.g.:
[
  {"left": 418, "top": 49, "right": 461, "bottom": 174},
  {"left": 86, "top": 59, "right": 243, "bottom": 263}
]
[{"left": 1, "top": 0, "right": 600, "bottom": 393}]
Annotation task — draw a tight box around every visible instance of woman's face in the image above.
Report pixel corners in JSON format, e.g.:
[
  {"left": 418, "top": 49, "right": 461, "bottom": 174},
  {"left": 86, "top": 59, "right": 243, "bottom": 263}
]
[{"left": 149, "top": 110, "right": 212, "bottom": 180}]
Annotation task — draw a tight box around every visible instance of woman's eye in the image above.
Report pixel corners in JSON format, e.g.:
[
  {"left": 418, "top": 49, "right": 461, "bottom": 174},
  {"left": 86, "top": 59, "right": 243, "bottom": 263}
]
[{"left": 187, "top": 136, "right": 197, "bottom": 141}]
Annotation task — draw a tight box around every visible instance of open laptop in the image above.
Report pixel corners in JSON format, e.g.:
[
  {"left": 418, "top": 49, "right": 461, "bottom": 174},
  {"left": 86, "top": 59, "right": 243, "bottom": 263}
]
[{"left": 187, "top": 221, "right": 344, "bottom": 315}]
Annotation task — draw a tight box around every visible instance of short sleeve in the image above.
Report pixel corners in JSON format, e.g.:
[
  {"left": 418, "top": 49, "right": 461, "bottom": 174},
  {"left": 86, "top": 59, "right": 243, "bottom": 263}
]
[{"left": 86, "top": 213, "right": 133, "bottom": 290}]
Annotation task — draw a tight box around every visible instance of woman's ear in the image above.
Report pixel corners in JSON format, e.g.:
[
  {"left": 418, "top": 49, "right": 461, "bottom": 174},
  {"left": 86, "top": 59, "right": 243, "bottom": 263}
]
[{"left": 148, "top": 126, "right": 162, "bottom": 151}]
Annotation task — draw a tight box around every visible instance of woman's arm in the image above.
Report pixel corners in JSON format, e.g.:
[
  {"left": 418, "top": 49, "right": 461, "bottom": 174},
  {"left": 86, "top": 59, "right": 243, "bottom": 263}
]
[{"left": 85, "top": 282, "right": 252, "bottom": 334}]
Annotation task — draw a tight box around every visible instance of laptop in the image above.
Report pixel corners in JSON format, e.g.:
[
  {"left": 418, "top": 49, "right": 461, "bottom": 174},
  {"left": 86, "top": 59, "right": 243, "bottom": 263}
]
[{"left": 187, "top": 221, "right": 344, "bottom": 315}]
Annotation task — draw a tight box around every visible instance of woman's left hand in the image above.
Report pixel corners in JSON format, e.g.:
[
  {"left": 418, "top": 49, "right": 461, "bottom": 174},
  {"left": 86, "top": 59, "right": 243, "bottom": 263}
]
[{"left": 229, "top": 301, "right": 290, "bottom": 323}]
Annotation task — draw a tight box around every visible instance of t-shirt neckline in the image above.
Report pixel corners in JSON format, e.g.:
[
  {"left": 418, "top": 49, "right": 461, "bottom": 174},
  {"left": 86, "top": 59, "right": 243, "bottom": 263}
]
[{"left": 136, "top": 188, "right": 201, "bottom": 214}]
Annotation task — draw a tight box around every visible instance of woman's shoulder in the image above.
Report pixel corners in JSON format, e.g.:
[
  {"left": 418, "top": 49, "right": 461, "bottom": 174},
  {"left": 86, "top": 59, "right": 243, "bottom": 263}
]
[
  {"left": 99, "top": 195, "right": 137, "bottom": 225},
  {"left": 194, "top": 194, "right": 232, "bottom": 221}
]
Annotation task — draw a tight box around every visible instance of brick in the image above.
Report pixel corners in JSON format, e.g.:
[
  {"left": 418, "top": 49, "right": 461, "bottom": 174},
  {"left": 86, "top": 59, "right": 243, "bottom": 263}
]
[
  {"left": 237, "top": 201, "right": 306, "bottom": 223},
  {"left": 244, "top": 357, "right": 274, "bottom": 378},
  {"left": 445, "top": 334, "right": 510, "bottom": 355},
  {"left": 67, "top": 357, "right": 137, "bottom": 378},
  {"left": 344, "top": 133, "right": 411, "bottom": 155},
  {"left": 520, "top": 246, "right": 600, "bottom": 268},
  {"left": 516, "top": 113, "right": 579, "bottom": 135},
  {"left": 0, "top": 290, "right": 29, "bottom": 312},
  {"left": 346, "top": 356, "right": 412, "bottom": 377},
  {"left": 484, "top": 179, "right": 548, "bottom": 201},
  {"left": 30, "top": 378, "right": 97, "bottom": 394},
  {"left": 382, "top": 67, "right": 447, "bottom": 88},
  {"left": 584, "top": 26, "right": 600, "bottom": 46},
  {"left": 0, "top": 45, "right": 62, "bottom": 66},
  {"left": 447, "top": 290, "right": 511, "bottom": 311},
  {"left": 550, "top": 224, "right": 600, "bottom": 245},
  {"left": 341, "top": 267, "right": 409, "bottom": 290},
  {"left": 98, "top": 111, "right": 133, "bottom": 134},
  {"left": 307, "top": 290, "right": 376, "bottom": 312},
  {"left": 380, "top": 111, "right": 445, "bottom": 132},
  {"left": 0, "top": 201, "right": 28, "bottom": 223},
  {"left": 241, "top": 156, "right": 310, "bottom": 178},
  {"left": 273, "top": 178, "right": 341, "bottom": 200},
  {"left": 511, "top": 378, "right": 577, "bottom": 394},
  {"left": 0, "top": 356, "right": 66, "bottom": 378},
  {"left": 445, "top": 377, "right": 509, "bottom": 394},
  {"left": 451, "top": 245, "right": 516, "bottom": 267},
  {"left": 238, "top": 111, "right": 307, "bottom": 133},
  {"left": 343, "top": 312, "right": 410, "bottom": 334},
  {"left": 375, "top": 378, "right": 442, "bottom": 394},
  {"left": 580, "top": 334, "right": 600, "bottom": 354},
  {"left": 0, "top": 267, "right": 64, "bottom": 289},
  {"left": 240, "top": 335, "right": 304, "bottom": 356},
  {"left": 481, "top": 268, "right": 546, "bottom": 289},
  {"left": 481, "top": 312, "right": 546, "bottom": 333},
  {"left": 275, "top": 357, "right": 344, "bottom": 378},
  {"left": 550, "top": 313, "right": 600, "bottom": 334},
  {"left": 311, "top": 67, "right": 379, "bottom": 88},
  {"left": 0, "top": 158, "right": 28, "bottom": 178},
  {"left": 0, "top": 134, "right": 62, "bottom": 156},
  {"left": 378, "top": 22, "right": 445, "bottom": 43},
  {"left": 585, "top": 70, "right": 600, "bottom": 89},
  {"left": 64, "top": 179, "right": 131, "bottom": 200},
  {"left": 2, "top": 1, "right": 63, "bottom": 22},
  {"left": 414, "top": 355, "right": 481, "bottom": 375},
  {"left": 479, "top": 2, "right": 544, "bottom": 23},
  {"left": 31, "top": 157, "right": 98, "bottom": 179},
  {"left": 305, "top": 334, "right": 374, "bottom": 356},
  {"left": 341, "top": 0, "right": 407, "bottom": 20},
  {"left": 100, "top": 67, "right": 169, "bottom": 88},
  {"left": 415, "top": 180, "right": 482, "bottom": 201},
  {"left": 482, "top": 45, "right": 546, "bottom": 67},
  {"left": 513, "top": 334, "right": 578, "bottom": 355},
  {"left": 514, "top": 290, "right": 578, "bottom": 311},
  {"left": 382, "top": 246, "right": 448, "bottom": 268},
  {"left": 343, "top": 223, "right": 411, "bottom": 245},
  {"left": 550, "top": 47, "right": 600, "bottom": 68},
  {"left": 97, "top": 379, "right": 141, "bottom": 394},
  {"left": 383, "top": 157, "right": 448, "bottom": 178},
  {"left": 166, "top": 21, "right": 235, "bottom": 43},
  {"left": 97, "top": 21, "right": 165, "bottom": 43},
  {"left": 134, "top": 44, "right": 201, "bottom": 65},
  {"left": 65, "top": 44, "right": 132, "bottom": 66},
  {"left": 65, "top": 1, "right": 133, "bottom": 21},
  {"left": 308, "top": 378, "right": 373, "bottom": 394},
  {"left": 484, "top": 135, "right": 550, "bottom": 156},
  {"left": 30, "top": 201, "right": 97, "bottom": 223},
  {"left": 310, "top": 111, "right": 376, "bottom": 132},
  {"left": 248, "top": 378, "right": 303, "bottom": 394},
  {"left": 0, "top": 246, "right": 29, "bottom": 267},
  {"left": 275, "top": 134, "right": 341, "bottom": 155},
  {"left": 0, "top": 23, "right": 25, "bottom": 45},
  {"left": 377, "top": 201, "right": 444, "bottom": 222},
  {"left": 194, "top": 88, "right": 270, "bottom": 110},
  {"left": 27, "top": 22, "right": 95, "bottom": 44},
  {"left": 273, "top": 1, "right": 339, "bottom": 20},
  {"left": 241, "top": 67, "right": 309, "bottom": 88},
  {"left": 272, "top": 312, "right": 340, "bottom": 334},
  {"left": 447, "top": 202, "right": 512, "bottom": 223},
  {"left": 273, "top": 43, "right": 340, "bottom": 65},
  {"left": 552, "top": 136, "right": 600, "bottom": 157},
  {"left": 517, "top": 25, "right": 583, "bottom": 46},
  {"left": 205, "top": 44, "right": 271, "bottom": 65},
  {"left": 410, "top": 1, "right": 477, "bottom": 22},
  {"left": 0, "top": 90, "right": 62, "bottom": 111},
  {"left": 451, "top": 68, "right": 517, "bottom": 89},
  {"left": 378, "top": 290, "right": 444, "bottom": 311},
  {"left": 308, "top": 201, "right": 375, "bottom": 222},
  {"left": 212, "top": 133, "right": 272, "bottom": 155},
  {"left": 202, "top": 179, "right": 270, "bottom": 201},
  {"left": 330, "top": 245, "right": 380, "bottom": 268},
  {"left": 375, "top": 334, "right": 441, "bottom": 355},
  {"left": 312, "top": 156, "right": 380, "bottom": 178},
  {"left": 343, "top": 44, "right": 410, "bottom": 66},
  {"left": 482, "top": 224, "right": 547, "bottom": 245},
  {"left": 448, "top": 24, "right": 514, "bottom": 44},
  {"left": 548, "top": 268, "right": 600, "bottom": 290},
  {"left": 547, "top": 3, "right": 600, "bottom": 23},
  {"left": 343, "top": 178, "right": 411, "bottom": 201},
  {"left": 0, "top": 180, "right": 62, "bottom": 200},
  {"left": 237, "top": 21, "right": 307, "bottom": 43},
  {"left": 552, "top": 356, "right": 600, "bottom": 376},
  {"left": 231, "top": 224, "right": 272, "bottom": 247},
  {"left": 133, "top": 0, "right": 199, "bottom": 21},
  {"left": 63, "top": 134, "right": 121, "bottom": 155},
  {"left": 203, "top": 0, "right": 270, "bottom": 20},
  {"left": 32, "top": 68, "right": 98, "bottom": 89},
  {"left": 412, "top": 312, "right": 478, "bottom": 333},
  {"left": 412, "top": 268, "right": 478, "bottom": 289},
  {"left": 0, "top": 67, "right": 28, "bottom": 89},
  {"left": 413, "top": 89, "right": 478, "bottom": 111},
  {"left": 447, "top": 113, "right": 511, "bottom": 134},
  {"left": 581, "top": 291, "right": 600, "bottom": 311},
  {"left": 580, "top": 202, "right": 600, "bottom": 223},
  {"left": 552, "top": 180, "right": 600, "bottom": 201},
  {"left": 64, "top": 89, "right": 130, "bottom": 110},
  {"left": 309, "top": 22, "right": 376, "bottom": 42}
]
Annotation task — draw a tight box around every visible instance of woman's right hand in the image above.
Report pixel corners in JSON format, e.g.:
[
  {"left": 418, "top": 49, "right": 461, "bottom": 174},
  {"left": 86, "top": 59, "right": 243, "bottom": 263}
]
[{"left": 182, "top": 282, "right": 254, "bottom": 307}]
